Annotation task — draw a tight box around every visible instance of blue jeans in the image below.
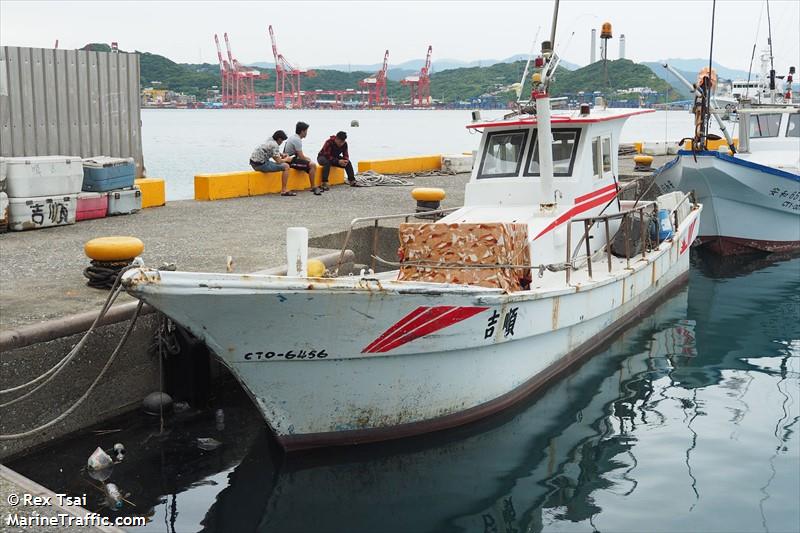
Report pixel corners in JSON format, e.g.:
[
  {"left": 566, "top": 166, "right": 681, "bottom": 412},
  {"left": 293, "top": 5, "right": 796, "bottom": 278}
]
[{"left": 251, "top": 160, "right": 284, "bottom": 172}]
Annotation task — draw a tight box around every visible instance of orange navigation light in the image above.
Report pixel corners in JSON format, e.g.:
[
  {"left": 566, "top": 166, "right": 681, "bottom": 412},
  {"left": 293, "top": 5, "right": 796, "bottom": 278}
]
[{"left": 600, "top": 22, "right": 613, "bottom": 40}]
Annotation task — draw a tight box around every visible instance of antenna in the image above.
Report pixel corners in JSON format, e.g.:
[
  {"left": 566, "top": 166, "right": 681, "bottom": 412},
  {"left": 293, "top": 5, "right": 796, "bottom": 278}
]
[
  {"left": 766, "top": 0, "right": 776, "bottom": 100},
  {"left": 517, "top": 28, "right": 541, "bottom": 101}
]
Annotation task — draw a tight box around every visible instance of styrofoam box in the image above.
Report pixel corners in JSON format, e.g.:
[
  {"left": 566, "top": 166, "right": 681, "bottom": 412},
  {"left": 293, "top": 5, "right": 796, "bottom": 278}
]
[
  {"left": 5, "top": 156, "right": 83, "bottom": 198},
  {"left": 8, "top": 194, "right": 78, "bottom": 231},
  {"left": 107, "top": 187, "right": 142, "bottom": 216},
  {"left": 441, "top": 154, "right": 474, "bottom": 174}
]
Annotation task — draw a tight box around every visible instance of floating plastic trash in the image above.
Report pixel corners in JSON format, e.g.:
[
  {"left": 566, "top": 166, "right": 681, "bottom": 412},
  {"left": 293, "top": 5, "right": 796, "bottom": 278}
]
[
  {"left": 87, "top": 447, "right": 113, "bottom": 472},
  {"left": 105, "top": 483, "right": 123, "bottom": 510},
  {"left": 196, "top": 437, "right": 222, "bottom": 451}
]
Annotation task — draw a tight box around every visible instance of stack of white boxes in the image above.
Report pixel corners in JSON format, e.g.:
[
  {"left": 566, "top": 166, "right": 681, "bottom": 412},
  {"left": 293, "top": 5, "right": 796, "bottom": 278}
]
[{"left": 2, "top": 156, "right": 83, "bottom": 231}]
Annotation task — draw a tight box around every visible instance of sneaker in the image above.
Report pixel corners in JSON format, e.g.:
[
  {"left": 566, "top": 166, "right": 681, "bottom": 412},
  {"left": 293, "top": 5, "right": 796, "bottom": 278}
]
[
  {"left": 348, "top": 180, "right": 359, "bottom": 187},
  {"left": 320, "top": 183, "right": 330, "bottom": 191},
  {"left": 312, "top": 187, "right": 322, "bottom": 196}
]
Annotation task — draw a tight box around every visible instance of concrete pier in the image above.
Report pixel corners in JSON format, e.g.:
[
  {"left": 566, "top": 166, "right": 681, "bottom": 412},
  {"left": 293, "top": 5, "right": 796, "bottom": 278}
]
[{"left": 0, "top": 465, "right": 125, "bottom": 532}]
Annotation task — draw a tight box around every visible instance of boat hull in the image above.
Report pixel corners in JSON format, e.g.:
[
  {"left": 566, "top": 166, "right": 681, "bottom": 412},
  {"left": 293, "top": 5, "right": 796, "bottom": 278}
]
[
  {"left": 123, "top": 207, "right": 699, "bottom": 451},
  {"left": 655, "top": 150, "right": 800, "bottom": 255}
]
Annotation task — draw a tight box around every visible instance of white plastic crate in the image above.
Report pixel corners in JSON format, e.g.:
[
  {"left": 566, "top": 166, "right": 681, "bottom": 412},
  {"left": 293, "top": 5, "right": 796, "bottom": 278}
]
[
  {"left": 107, "top": 187, "right": 142, "bottom": 216},
  {"left": 5, "top": 156, "right": 83, "bottom": 197},
  {"left": 8, "top": 194, "right": 78, "bottom": 231}
]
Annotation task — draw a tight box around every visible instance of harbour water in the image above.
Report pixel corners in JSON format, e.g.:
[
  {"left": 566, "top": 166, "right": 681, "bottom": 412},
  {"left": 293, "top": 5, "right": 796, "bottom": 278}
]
[
  {"left": 10, "top": 252, "right": 799, "bottom": 532},
  {"left": 143, "top": 109, "right": 725, "bottom": 201}
]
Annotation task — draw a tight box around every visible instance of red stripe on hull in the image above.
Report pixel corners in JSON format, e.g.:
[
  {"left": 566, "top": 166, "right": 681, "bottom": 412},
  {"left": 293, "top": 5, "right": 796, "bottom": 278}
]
[
  {"left": 574, "top": 183, "right": 617, "bottom": 205},
  {"left": 699, "top": 235, "right": 800, "bottom": 255},
  {"left": 362, "top": 306, "right": 430, "bottom": 353},
  {"left": 364, "top": 306, "right": 455, "bottom": 353},
  {"left": 372, "top": 306, "right": 488, "bottom": 353},
  {"left": 534, "top": 190, "right": 618, "bottom": 240}
]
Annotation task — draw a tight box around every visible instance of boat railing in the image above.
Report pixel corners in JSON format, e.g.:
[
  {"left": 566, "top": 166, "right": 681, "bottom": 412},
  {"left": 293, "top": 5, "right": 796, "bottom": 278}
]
[
  {"left": 335, "top": 207, "right": 462, "bottom": 274},
  {"left": 564, "top": 189, "right": 696, "bottom": 284},
  {"left": 565, "top": 203, "right": 656, "bottom": 284}
]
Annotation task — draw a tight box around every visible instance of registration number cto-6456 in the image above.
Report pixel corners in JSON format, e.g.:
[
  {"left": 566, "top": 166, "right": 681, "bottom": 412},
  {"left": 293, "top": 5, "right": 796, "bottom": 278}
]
[{"left": 243, "top": 349, "right": 329, "bottom": 361}]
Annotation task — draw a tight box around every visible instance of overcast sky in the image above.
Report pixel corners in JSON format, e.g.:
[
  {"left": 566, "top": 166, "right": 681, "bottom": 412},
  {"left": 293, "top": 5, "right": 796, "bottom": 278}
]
[{"left": 2, "top": 1, "right": 798, "bottom": 72}]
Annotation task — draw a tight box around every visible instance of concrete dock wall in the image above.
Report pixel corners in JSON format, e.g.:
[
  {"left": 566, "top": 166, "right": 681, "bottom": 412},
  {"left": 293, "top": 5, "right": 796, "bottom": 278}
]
[
  {"left": 0, "top": 46, "right": 145, "bottom": 177},
  {"left": 0, "top": 307, "right": 160, "bottom": 461}
]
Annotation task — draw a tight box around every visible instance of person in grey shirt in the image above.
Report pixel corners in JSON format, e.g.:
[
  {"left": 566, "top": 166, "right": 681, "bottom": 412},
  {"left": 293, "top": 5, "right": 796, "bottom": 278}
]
[
  {"left": 285, "top": 121, "right": 321, "bottom": 195},
  {"left": 249, "top": 130, "right": 297, "bottom": 196}
]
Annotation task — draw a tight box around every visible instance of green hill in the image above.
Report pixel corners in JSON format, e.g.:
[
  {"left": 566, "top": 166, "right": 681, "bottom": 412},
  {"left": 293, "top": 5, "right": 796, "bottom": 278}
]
[{"left": 83, "top": 43, "right": 681, "bottom": 103}]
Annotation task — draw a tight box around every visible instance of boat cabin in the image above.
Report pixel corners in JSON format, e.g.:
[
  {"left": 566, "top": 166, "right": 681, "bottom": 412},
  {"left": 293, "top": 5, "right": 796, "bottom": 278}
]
[{"left": 441, "top": 108, "right": 653, "bottom": 268}]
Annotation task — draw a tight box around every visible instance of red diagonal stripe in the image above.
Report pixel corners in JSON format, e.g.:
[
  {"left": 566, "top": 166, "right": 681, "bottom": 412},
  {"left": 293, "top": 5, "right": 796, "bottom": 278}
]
[
  {"left": 534, "top": 190, "right": 618, "bottom": 240},
  {"left": 364, "top": 306, "right": 455, "bottom": 353},
  {"left": 362, "top": 306, "right": 430, "bottom": 353},
  {"left": 574, "top": 183, "right": 618, "bottom": 205},
  {"left": 371, "top": 306, "right": 489, "bottom": 353}
]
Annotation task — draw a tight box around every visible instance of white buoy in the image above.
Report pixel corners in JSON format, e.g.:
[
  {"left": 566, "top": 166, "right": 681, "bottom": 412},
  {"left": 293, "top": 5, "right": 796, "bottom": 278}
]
[{"left": 286, "top": 227, "right": 309, "bottom": 277}]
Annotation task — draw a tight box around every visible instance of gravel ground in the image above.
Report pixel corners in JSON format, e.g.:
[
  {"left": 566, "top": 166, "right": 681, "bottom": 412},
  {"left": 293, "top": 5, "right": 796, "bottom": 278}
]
[{"left": 0, "top": 174, "right": 469, "bottom": 329}]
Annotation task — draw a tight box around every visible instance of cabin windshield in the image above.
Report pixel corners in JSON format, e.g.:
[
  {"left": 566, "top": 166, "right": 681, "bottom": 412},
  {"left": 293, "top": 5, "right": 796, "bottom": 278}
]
[
  {"left": 477, "top": 130, "right": 529, "bottom": 178},
  {"left": 525, "top": 128, "right": 581, "bottom": 177},
  {"left": 786, "top": 115, "right": 799, "bottom": 137},
  {"left": 749, "top": 113, "right": 782, "bottom": 138}
]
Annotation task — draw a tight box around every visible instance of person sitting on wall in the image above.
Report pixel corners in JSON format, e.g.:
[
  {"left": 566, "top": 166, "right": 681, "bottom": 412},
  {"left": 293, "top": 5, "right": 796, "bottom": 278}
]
[
  {"left": 317, "top": 131, "right": 357, "bottom": 188},
  {"left": 285, "top": 121, "right": 321, "bottom": 196},
  {"left": 249, "top": 130, "right": 296, "bottom": 196}
]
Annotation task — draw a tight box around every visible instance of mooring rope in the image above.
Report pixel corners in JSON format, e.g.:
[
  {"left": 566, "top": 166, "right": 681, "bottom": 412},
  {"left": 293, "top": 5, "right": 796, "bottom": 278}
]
[
  {"left": 0, "top": 268, "right": 131, "bottom": 398},
  {"left": 0, "top": 301, "right": 144, "bottom": 441},
  {"left": 354, "top": 168, "right": 458, "bottom": 187}
]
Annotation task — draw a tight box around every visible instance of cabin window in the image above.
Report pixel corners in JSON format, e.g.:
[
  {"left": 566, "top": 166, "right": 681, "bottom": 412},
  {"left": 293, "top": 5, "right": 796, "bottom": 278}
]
[
  {"left": 749, "top": 113, "right": 781, "bottom": 138},
  {"left": 602, "top": 136, "right": 612, "bottom": 172},
  {"left": 786, "top": 115, "right": 799, "bottom": 137},
  {"left": 524, "top": 128, "right": 581, "bottom": 177},
  {"left": 592, "top": 138, "right": 601, "bottom": 178},
  {"left": 478, "top": 130, "right": 529, "bottom": 178}
]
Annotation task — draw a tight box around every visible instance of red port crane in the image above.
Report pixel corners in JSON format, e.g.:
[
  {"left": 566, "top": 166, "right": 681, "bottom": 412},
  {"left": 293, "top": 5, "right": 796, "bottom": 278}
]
[
  {"left": 214, "top": 34, "right": 233, "bottom": 107},
  {"left": 359, "top": 50, "right": 389, "bottom": 108},
  {"left": 220, "top": 33, "right": 267, "bottom": 109},
  {"left": 401, "top": 45, "right": 433, "bottom": 107},
  {"left": 268, "top": 25, "right": 316, "bottom": 108}
]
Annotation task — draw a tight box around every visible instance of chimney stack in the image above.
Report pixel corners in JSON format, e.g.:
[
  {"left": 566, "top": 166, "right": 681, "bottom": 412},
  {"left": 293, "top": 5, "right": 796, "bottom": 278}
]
[
  {"left": 619, "top": 34, "right": 626, "bottom": 60},
  {"left": 590, "top": 29, "right": 597, "bottom": 64}
]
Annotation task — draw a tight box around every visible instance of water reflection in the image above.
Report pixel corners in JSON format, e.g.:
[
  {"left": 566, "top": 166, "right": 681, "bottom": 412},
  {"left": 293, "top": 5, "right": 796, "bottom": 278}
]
[
  {"left": 200, "top": 254, "right": 798, "bottom": 533},
  {"left": 10, "top": 254, "right": 799, "bottom": 532}
]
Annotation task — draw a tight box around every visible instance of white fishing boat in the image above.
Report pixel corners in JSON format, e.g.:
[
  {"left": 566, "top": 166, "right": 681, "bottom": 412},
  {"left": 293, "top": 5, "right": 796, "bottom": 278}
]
[
  {"left": 122, "top": 11, "right": 701, "bottom": 451},
  {"left": 655, "top": 105, "right": 799, "bottom": 255}
]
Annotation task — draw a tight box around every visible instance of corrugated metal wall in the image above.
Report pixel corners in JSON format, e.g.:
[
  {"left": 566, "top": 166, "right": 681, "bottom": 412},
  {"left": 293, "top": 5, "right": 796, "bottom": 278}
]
[{"left": 0, "top": 47, "right": 144, "bottom": 177}]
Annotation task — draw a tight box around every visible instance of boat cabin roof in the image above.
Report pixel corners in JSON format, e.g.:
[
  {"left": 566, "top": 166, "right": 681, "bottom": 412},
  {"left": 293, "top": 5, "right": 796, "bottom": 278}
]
[{"left": 466, "top": 108, "right": 653, "bottom": 130}]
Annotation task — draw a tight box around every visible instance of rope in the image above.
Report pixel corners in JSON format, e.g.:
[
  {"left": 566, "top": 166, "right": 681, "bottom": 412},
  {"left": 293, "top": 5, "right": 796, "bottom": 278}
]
[
  {"left": 354, "top": 168, "right": 458, "bottom": 187},
  {"left": 84, "top": 260, "right": 132, "bottom": 289},
  {"left": 0, "top": 301, "right": 144, "bottom": 440},
  {"left": 372, "top": 254, "right": 573, "bottom": 275},
  {"left": 0, "top": 266, "right": 133, "bottom": 397}
]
